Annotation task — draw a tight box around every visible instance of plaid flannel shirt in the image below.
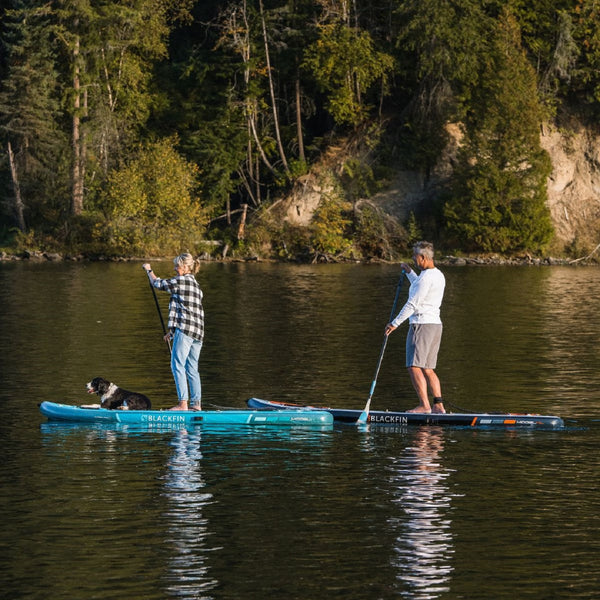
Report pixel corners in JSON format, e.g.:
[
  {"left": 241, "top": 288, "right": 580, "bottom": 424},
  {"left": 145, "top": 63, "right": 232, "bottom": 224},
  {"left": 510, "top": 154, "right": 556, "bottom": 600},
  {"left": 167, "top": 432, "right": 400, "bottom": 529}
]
[{"left": 153, "top": 274, "right": 204, "bottom": 342}]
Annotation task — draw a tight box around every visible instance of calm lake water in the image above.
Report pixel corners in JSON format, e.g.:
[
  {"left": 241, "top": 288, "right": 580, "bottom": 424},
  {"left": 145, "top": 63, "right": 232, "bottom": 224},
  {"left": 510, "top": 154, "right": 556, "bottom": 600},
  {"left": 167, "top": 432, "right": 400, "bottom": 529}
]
[{"left": 1, "top": 261, "right": 599, "bottom": 599}]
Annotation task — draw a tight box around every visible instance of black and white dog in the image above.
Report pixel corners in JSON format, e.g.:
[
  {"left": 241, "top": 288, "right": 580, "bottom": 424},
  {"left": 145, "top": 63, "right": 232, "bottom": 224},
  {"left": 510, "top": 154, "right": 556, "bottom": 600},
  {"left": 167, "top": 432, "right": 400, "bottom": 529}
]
[{"left": 86, "top": 377, "right": 151, "bottom": 410}]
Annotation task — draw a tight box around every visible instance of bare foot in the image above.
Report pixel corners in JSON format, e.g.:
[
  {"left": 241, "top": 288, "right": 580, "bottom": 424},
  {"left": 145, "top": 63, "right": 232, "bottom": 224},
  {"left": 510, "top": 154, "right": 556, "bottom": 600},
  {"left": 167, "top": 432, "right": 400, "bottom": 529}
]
[
  {"left": 432, "top": 403, "right": 446, "bottom": 414},
  {"left": 406, "top": 405, "right": 431, "bottom": 414},
  {"left": 169, "top": 402, "right": 188, "bottom": 411}
]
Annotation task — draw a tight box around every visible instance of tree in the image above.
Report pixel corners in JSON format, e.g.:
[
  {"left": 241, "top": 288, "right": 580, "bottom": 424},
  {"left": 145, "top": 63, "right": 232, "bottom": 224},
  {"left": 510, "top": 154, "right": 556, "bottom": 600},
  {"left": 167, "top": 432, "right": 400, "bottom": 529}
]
[
  {"left": 214, "top": 0, "right": 283, "bottom": 209},
  {"left": 303, "top": 22, "right": 394, "bottom": 126},
  {"left": 0, "top": 1, "right": 67, "bottom": 231},
  {"left": 571, "top": 0, "right": 600, "bottom": 112},
  {"left": 54, "top": 0, "right": 188, "bottom": 216},
  {"left": 444, "top": 8, "right": 553, "bottom": 253},
  {"left": 99, "top": 137, "right": 206, "bottom": 255},
  {"left": 393, "top": 0, "right": 490, "bottom": 172}
]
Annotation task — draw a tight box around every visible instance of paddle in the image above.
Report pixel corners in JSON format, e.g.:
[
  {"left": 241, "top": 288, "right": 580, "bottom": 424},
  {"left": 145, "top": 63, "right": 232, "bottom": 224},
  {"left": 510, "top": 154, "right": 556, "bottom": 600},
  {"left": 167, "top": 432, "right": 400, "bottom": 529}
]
[
  {"left": 147, "top": 274, "right": 172, "bottom": 353},
  {"left": 357, "top": 271, "right": 405, "bottom": 425}
]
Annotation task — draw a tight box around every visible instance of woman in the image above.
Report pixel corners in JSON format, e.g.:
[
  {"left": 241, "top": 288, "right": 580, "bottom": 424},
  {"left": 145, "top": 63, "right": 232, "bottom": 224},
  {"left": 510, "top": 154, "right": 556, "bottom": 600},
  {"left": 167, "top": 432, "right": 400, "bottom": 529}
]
[{"left": 142, "top": 254, "right": 204, "bottom": 411}]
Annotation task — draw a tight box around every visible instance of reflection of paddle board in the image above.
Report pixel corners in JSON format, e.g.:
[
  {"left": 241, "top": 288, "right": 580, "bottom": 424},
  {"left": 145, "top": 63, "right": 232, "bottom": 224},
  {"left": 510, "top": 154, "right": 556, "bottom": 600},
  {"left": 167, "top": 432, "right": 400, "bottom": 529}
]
[
  {"left": 39, "top": 401, "right": 333, "bottom": 426},
  {"left": 246, "top": 398, "right": 565, "bottom": 429}
]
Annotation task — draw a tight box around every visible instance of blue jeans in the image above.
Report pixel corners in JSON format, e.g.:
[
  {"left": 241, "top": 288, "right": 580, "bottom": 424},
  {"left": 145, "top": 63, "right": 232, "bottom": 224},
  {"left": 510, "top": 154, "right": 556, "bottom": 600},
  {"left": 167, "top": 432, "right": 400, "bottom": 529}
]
[{"left": 171, "top": 329, "right": 202, "bottom": 406}]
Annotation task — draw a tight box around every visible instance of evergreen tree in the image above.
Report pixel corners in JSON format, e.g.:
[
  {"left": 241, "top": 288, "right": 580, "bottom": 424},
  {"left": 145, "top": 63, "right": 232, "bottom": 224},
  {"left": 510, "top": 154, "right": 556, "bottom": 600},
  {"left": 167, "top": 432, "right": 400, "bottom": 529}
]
[
  {"left": 393, "top": 0, "right": 490, "bottom": 171},
  {"left": 0, "top": 1, "right": 67, "bottom": 231},
  {"left": 161, "top": 0, "right": 321, "bottom": 218},
  {"left": 53, "top": 0, "right": 189, "bottom": 216},
  {"left": 571, "top": 0, "right": 600, "bottom": 113},
  {"left": 509, "top": 0, "right": 572, "bottom": 72},
  {"left": 444, "top": 8, "right": 553, "bottom": 253},
  {"left": 303, "top": 21, "right": 394, "bottom": 127}
]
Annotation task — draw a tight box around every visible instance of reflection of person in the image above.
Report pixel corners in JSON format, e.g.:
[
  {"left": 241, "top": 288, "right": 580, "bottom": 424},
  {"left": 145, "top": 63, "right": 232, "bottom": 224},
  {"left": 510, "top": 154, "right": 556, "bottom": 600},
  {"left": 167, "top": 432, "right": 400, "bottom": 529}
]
[
  {"left": 390, "top": 427, "right": 453, "bottom": 596},
  {"left": 385, "top": 241, "right": 446, "bottom": 414},
  {"left": 142, "top": 254, "right": 204, "bottom": 411}
]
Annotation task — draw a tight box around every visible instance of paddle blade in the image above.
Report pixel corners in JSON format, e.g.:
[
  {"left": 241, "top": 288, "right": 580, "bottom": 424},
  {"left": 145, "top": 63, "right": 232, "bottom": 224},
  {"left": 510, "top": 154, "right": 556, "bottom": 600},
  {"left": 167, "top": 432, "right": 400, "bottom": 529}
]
[{"left": 357, "top": 398, "right": 371, "bottom": 425}]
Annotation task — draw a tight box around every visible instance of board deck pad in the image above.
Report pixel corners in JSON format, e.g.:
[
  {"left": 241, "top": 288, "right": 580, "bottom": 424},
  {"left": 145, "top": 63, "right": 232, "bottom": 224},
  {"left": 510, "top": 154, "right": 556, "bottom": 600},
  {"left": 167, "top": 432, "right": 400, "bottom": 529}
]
[
  {"left": 39, "top": 401, "right": 333, "bottom": 427},
  {"left": 246, "top": 398, "right": 564, "bottom": 429}
]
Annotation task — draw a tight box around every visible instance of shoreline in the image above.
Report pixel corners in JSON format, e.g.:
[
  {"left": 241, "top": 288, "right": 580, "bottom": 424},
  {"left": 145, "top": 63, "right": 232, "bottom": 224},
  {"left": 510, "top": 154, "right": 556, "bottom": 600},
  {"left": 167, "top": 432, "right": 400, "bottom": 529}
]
[{"left": 0, "top": 249, "right": 595, "bottom": 267}]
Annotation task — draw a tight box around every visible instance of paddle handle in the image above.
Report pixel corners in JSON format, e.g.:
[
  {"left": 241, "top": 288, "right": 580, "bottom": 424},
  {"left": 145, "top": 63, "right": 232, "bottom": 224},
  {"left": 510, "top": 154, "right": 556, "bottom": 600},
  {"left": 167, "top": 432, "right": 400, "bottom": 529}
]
[
  {"left": 357, "top": 272, "right": 405, "bottom": 425},
  {"left": 388, "top": 270, "right": 406, "bottom": 322},
  {"left": 147, "top": 275, "right": 172, "bottom": 353}
]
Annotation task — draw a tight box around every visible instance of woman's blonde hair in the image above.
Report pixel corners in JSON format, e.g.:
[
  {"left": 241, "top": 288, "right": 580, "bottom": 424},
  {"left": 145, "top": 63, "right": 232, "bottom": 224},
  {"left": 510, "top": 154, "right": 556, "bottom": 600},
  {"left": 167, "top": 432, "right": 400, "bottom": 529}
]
[{"left": 173, "top": 253, "right": 200, "bottom": 274}]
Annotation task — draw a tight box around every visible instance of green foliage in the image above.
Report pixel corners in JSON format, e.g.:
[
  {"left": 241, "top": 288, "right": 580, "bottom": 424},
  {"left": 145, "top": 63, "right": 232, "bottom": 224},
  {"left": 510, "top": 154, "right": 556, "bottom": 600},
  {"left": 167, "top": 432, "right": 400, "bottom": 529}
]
[
  {"left": 396, "top": 0, "right": 488, "bottom": 96},
  {"left": 57, "top": 0, "right": 180, "bottom": 177},
  {"left": 184, "top": 105, "right": 248, "bottom": 215},
  {"left": 510, "top": 0, "right": 573, "bottom": 71},
  {"left": 0, "top": 1, "right": 68, "bottom": 224},
  {"left": 394, "top": 0, "right": 490, "bottom": 170},
  {"left": 406, "top": 211, "right": 423, "bottom": 245},
  {"left": 571, "top": 0, "right": 600, "bottom": 111},
  {"left": 310, "top": 196, "right": 352, "bottom": 255},
  {"left": 341, "top": 158, "right": 379, "bottom": 201},
  {"left": 2, "top": 0, "right": 600, "bottom": 256},
  {"left": 96, "top": 137, "right": 206, "bottom": 255},
  {"left": 444, "top": 8, "right": 554, "bottom": 253},
  {"left": 303, "top": 23, "right": 394, "bottom": 126},
  {"left": 352, "top": 203, "right": 387, "bottom": 258}
]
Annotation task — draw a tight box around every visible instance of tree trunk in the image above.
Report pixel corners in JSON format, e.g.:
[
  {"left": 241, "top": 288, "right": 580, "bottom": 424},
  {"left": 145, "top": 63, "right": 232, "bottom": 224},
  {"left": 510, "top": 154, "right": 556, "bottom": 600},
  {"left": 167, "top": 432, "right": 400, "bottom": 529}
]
[
  {"left": 255, "top": 154, "right": 261, "bottom": 204},
  {"left": 237, "top": 203, "right": 248, "bottom": 240},
  {"left": 295, "top": 75, "right": 305, "bottom": 162},
  {"left": 71, "top": 33, "right": 84, "bottom": 216},
  {"left": 248, "top": 101, "right": 276, "bottom": 173},
  {"left": 7, "top": 142, "right": 26, "bottom": 232},
  {"left": 259, "top": 0, "right": 290, "bottom": 176}
]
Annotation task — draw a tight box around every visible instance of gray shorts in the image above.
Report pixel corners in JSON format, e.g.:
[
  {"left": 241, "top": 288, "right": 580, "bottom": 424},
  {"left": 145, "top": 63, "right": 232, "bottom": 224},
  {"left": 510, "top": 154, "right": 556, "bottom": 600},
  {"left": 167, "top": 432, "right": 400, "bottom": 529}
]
[{"left": 406, "top": 323, "right": 443, "bottom": 369}]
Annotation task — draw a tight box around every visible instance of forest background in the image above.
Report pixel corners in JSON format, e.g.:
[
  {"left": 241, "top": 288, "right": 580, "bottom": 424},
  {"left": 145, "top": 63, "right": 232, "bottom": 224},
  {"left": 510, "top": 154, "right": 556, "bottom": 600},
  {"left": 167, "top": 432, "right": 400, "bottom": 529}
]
[{"left": 1, "top": 0, "right": 599, "bottom": 262}]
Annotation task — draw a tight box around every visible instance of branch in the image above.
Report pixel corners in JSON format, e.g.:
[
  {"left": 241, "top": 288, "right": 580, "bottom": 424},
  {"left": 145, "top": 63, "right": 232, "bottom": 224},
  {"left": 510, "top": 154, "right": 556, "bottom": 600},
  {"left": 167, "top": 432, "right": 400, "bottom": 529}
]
[
  {"left": 569, "top": 242, "right": 600, "bottom": 264},
  {"left": 207, "top": 207, "right": 246, "bottom": 224}
]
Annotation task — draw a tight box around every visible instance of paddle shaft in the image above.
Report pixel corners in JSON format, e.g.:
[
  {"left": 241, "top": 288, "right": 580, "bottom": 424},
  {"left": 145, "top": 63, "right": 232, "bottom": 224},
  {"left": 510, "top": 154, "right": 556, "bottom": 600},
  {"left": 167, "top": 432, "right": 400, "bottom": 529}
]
[
  {"left": 358, "top": 271, "right": 405, "bottom": 423},
  {"left": 147, "top": 276, "right": 172, "bottom": 353}
]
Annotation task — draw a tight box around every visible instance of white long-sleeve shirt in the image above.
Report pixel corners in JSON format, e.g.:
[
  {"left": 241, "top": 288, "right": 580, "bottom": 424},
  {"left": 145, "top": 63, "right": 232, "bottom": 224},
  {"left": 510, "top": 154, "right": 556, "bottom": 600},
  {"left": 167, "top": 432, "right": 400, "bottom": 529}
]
[{"left": 391, "top": 267, "right": 445, "bottom": 326}]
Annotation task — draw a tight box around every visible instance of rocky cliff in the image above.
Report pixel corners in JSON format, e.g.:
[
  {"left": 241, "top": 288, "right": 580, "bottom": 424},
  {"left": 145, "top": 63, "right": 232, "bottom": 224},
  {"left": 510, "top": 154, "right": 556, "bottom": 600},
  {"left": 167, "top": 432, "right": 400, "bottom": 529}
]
[
  {"left": 278, "top": 122, "right": 600, "bottom": 254},
  {"left": 541, "top": 122, "right": 600, "bottom": 251}
]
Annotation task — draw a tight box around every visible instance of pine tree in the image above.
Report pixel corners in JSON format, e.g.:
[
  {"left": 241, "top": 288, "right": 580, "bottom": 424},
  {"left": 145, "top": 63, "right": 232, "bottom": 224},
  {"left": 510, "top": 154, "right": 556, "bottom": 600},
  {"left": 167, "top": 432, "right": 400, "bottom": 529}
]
[
  {"left": 444, "top": 8, "right": 554, "bottom": 253},
  {"left": 0, "top": 1, "right": 67, "bottom": 230},
  {"left": 53, "top": 0, "right": 187, "bottom": 216},
  {"left": 303, "top": 21, "right": 394, "bottom": 127},
  {"left": 393, "top": 0, "right": 490, "bottom": 172},
  {"left": 571, "top": 0, "right": 600, "bottom": 112}
]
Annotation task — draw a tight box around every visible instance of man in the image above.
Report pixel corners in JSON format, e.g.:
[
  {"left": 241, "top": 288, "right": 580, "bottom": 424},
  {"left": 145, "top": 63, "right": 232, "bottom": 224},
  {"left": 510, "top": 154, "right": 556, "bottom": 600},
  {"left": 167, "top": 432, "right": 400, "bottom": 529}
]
[{"left": 385, "top": 241, "right": 446, "bottom": 414}]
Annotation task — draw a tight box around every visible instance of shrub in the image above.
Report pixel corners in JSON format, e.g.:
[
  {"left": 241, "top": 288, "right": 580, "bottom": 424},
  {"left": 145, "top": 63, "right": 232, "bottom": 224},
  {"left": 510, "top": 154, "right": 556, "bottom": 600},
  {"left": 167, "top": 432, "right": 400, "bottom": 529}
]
[
  {"left": 97, "top": 137, "right": 207, "bottom": 255},
  {"left": 310, "top": 197, "right": 353, "bottom": 256}
]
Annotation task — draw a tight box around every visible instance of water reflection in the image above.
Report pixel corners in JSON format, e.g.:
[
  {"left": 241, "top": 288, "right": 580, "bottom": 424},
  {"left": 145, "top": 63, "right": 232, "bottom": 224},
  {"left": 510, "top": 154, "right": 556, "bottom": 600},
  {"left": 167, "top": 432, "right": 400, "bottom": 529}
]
[
  {"left": 4, "top": 262, "right": 600, "bottom": 600},
  {"left": 162, "top": 429, "right": 218, "bottom": 598},
  {"left": 388, "top": 428, "right": 455, "bottom": 598},
  {"left": 537, "top": 267, "right": 600, "bottom": 417}
]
